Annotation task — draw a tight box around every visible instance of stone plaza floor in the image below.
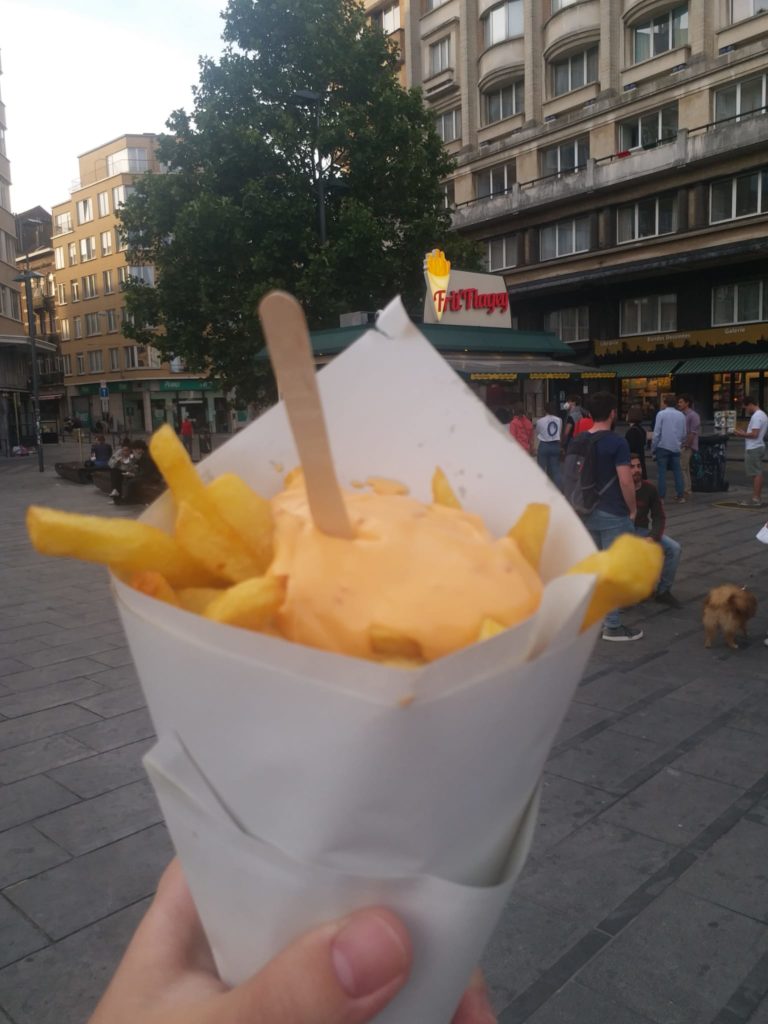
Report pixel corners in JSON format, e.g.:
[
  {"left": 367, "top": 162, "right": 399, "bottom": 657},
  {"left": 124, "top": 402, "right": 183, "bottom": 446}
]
[{"left": 0, "top": 446, "right": 767, "bottom": 1023}]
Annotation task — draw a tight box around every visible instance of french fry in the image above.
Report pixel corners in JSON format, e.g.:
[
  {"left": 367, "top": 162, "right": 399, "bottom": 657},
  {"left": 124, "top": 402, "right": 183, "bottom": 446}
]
[
  {"left": 149, "top": 424, "right": 209, "bottom": 514},
  {"left": 370, "top": 624, "right": 424, "bottom": 661},
  {"left": 284, "top": 466, "right": 304, "bottom": 489},
  {"left": 207, "top": 474, "right": 274, "bottom": 573},
  {"left": 568, "top": 533, "right": 663, "bottom": 630},
  {"left": 508, "top": 503, "right": 550, "bottom": 571},
  {"left": 129, "top": 570, "right": 180, "bottom": 607},
  {"left": 432, "top": 467, "right": 461, "bottom": 509},
  {"left": 26, "top": 506, "right": 219, "bottom": 588},
  {"left": 175, "top": 501, "right": 263, "bottom": 583},
  {"left": 176, "top": 587, "right": 227, "bottom": 615},
  {"left": 478, "top": 618, "right": 506, "bottom": 641},
  {"left": 204, "top": 575, "right": 287, "bottom": 630}
]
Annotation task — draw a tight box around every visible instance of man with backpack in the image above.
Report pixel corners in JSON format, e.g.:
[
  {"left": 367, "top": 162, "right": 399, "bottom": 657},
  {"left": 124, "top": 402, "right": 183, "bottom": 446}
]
[{"left": 563, "top": 391, "right": 642, "bottom": 642}]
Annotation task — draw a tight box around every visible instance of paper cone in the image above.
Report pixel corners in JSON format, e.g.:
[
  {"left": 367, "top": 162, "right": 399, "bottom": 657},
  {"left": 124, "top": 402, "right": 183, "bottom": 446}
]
[
  {"left": 427, "top": 270, "right": 451, "bottom": 321},
  {"left": 114, "top": 297, "right": 600, "bottom": 1020}
]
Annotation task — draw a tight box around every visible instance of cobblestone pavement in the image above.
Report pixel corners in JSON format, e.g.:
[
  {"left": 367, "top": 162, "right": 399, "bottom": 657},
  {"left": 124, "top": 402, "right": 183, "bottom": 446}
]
[{"left": 1, "top": 452, "right": 767, "bottom": 1024}]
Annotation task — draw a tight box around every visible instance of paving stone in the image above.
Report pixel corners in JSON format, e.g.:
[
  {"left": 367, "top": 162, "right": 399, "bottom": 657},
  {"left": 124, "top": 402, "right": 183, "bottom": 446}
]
[
  {"left": 67, "top": 708, "right": 154, "bottom": 752},
  {"left": 76, "top": 685, "right": 145, "bottom": 719},
  {"left": 0, "top": 899, "right": 148, "bottom": 1024},
  {"left": 515, "top": 821, "right": 676, "bottom": 925},
  {"left": 47, "top": 738, "right": 154, "bottom": 799},
  {"left": 86, "top": 646, "right": 135, "bottom": 669},
  {"left": 5, "top": 823, "right": 171, "bottom": 939},
  {"left": 553, "top": 701, "right": 614, "bottom": 747},
  {"left": 0, "top": 658, "right": 113, "bottom": 694},
  {"left": 729, "top": 694, "right": 768, "bottom": 738},
  {"left": 531, "top": 774, "right": 613, "bottom": 855},
  {"left": 84, "top": 664, "right": 141, "bottom": 690},
  {"left": 523, "top": 980, "right": 656, "bottom": 1024},
  {"left": 0, "top": 734, "right": 93, "bottom": 785},
  {"left": 677, "top": 819, "right": 768, "bottom": 921},
  {"left": 546, "top": 728, "right": 672, "bottom": 794},
  {"left": 0, "top": 705, "right": 101, "bottom": 752},
  {"left": 0, "top": 677, "right": 105, "bottom": 719},
  {"left": 0, "top": 622, "right": 61, "bottom": 645},
  {"left": 577, "top": 887, "right": 768, "bottom": 1024},
  {"left": 18, "top": 638, "right": 122, "bottom": 669},
  {"left": 0, "top": 825, "right": 70, "bottom": 888},
  {"left": 0, "top": 659, "right": 28, "bottom": 678},
  {"left": 668, "top": 674, "right": 766, "bottom": 712},
  {"left": 575, "top": 671, "right": 674, "bottom": 712},
  {"left": 750, "top": 995, "right": 768, "bottom": 1023},
  {"left": 610, "top": 697, "right": 714, "bottom": 748},
  {"left": 670, "top": 725, "right": 768, "bottom": 788},
  {"left": 0, "top": 775, "right": 79, "bottom": 832},
  {"left": 602, "top": 768, "right": 742, "bottom": 847},
  {"left": 0, "top": 895, "right": 47, "bottom": 969},
  {"left": 35, "top": 779, "right": 162, "bottom": 855},
  {"left": 33, "top": 623, "right": 123, "bottom": 649}
]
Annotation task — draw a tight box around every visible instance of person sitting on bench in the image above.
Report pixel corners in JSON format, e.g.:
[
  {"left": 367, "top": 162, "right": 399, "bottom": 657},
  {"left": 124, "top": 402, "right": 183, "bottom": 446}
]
[
  {"left": 88, "top": 434, "right": 113, "bottom": 470},
  {"left": 108, "top": 443, "right": 135, "bottom": 498},
  {"left": 112, "top": 440, "right": 162, "bottom": 504}
]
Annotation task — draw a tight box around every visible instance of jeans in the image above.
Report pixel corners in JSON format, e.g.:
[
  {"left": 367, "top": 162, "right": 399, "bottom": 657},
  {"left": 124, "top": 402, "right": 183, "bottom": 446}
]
[
  {"left": 654, "top": 447, "right": 684, "bottom": 500},
  {"left": 680, "top": 447, "right": 693, "bottom": 494},
  {"left": 536, "top": 441, "right": 562, "bottom": 488},
  {"left": 582, "top": 508, "right": 634, "bottom": 629},
  {"left": 635, "top": 528, "right": 681, "bottom": 594}
]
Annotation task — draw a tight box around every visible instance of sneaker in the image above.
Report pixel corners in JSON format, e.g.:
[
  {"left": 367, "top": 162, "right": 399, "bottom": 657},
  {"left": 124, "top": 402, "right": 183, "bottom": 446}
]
[
  {"left": 739, "top": 499, "right": 763, "bottom": 507},
  {"left": 655, "top": 591, "right": 682, "bottom": 609},
  {"left": 602, "top": 625, "right": 644, "bottom": 642},
  {"left": 764, "top": 637, "right": 768, "bottom": 647},
  {"left": 673, "top": 496, "right": 686, "bottom": 503},
  {"left": 109, "top": 488, "right": 119, "bottom": 497}
]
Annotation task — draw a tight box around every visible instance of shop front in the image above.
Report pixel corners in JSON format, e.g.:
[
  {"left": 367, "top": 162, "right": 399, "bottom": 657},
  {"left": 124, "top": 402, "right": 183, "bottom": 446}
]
[{"left": 69, "top": 379, "right": 221, "bottom": 434}]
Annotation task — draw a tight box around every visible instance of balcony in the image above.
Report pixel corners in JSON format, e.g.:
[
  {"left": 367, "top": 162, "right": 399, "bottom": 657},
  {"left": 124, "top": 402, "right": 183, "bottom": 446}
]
[
  {"left": 452, "top": 111, "right": 768, "bottom": 230},
  {"left": 543, "top": 0, "right": 600, "bottom": 55},
  {"left": 478, "top": 38, "right": 524, "bottom": 87},
  {"left": 39, "top": 370, "right": 65, "bottom": 387}
]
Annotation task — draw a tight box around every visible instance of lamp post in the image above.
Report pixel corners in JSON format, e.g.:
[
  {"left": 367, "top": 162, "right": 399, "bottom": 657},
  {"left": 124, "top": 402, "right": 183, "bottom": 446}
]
[
  {"left": 13, "top": 268, "right": 44, "bottom": 471},
  {"left": 291, "top": 89, "right": 326, "bottom": 246}
]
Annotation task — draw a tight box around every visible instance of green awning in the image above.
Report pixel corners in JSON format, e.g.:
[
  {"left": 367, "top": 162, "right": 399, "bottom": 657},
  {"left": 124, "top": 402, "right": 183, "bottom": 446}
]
[
  {"left": 311, "top": 322, "right": 571, "bottom": 357},
  {"left": 596, "top": 360, "right": 681, "bottom": 378},
  {"left": 675, "top": 354, "right": 768, "bottom": 374}
]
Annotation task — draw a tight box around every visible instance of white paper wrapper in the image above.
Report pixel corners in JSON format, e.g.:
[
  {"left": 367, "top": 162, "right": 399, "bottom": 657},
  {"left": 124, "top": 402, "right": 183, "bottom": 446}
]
[
  {"left": 757, "top": 524, "right": 768, "bottom": 545},
  {"left": 114, "top": 298, "right": 600, "bottom": 1021}
]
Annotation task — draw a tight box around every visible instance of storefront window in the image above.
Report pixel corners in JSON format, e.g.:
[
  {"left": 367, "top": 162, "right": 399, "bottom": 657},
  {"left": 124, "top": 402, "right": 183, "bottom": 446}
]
[{"left": 620, "top": 375, "right": 672, "bottom": 417}]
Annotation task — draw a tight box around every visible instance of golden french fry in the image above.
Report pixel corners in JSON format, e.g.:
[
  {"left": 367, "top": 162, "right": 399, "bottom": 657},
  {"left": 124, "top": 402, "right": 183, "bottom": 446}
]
[
  {"left": 176, "top": 587, "right": 227, "bottom": 615},
  {"left": 149, "top": 424, "right": 209, "bottom": 513},
  {"left": 478, "top": 617, "right": 506, "bottom": 641},
  {"left": 207, "top": 474, "right": 274, "bottom": 573},
  {"left": 174, "top": 501, "right": 263, "bottom": 583},
  {"left": 129, "top": 570, "right": 180, "bottom": 607},
  {"left": 370, "top": 623, "right": 424, "bottom": 661},
  {"left": 204, "top": 575, "right": 287, "bottom": 630},
  {"left": 568, "top": 533, "right": 663, "bottom": 630},
  {"left": 284, "top": 466, "right": 304, "bottom": 489},
  {"left": 508, "top": 503, "right": 550, "bottom": 571},
  {"left": 432, "top": 467, "right": 461, "bottom": 509},
  {"left": 26, "top": 506, "right": 219, "bottom": 588}
]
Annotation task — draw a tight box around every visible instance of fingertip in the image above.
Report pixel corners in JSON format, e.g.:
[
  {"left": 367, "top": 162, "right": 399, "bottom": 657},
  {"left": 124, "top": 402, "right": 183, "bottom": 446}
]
[{"left": 331, "top": 908, "right": 412, "bottom": 999}]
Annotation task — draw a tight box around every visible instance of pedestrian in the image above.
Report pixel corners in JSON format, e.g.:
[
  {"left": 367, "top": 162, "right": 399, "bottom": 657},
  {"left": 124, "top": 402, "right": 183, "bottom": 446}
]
[
  {"left": 651, "top": 394, "right": 686, "bottom": 502},
  {"left": 677, "top": 394, "right": 700, "bottom": 499},
  {"left": 572, "top": 398, "right": 594, "bottom": 437},
  {"left": 113, "top": 440, "right": 164, "bottom": 504},
  {"left": 561, "top": 394, "right": 583, "bottom": 450},
  {"left": 569, "top": 391, "right": 642, "bottom": 642},
  {"left": 88, "top": 434, "right": 113, "bottom": 470},
  {"left": 733, "top": 395, "right": 768, "bottom": 507},
  {"left": 624, "top": 406, "right": 648, "bottom": 479},
  {"left": 108, "top": 442, "right": 135, "bottom": 498},
  {"left": 534, "top": 401, "right": 562, "bottom": 487},
  {"left": 509, "top": 402, "right": 533, "bottom": 454},
  {"left": 180, "top": 414, "right": 194, "bottom": 456},
  {"left": 630, "top": 455, "right": 682, "bottom": 608}
]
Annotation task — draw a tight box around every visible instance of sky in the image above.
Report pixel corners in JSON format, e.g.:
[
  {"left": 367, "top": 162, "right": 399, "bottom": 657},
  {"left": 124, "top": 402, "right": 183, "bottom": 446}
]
[{"left": 2, "top": 0, "right": 230, "bottom": 213}]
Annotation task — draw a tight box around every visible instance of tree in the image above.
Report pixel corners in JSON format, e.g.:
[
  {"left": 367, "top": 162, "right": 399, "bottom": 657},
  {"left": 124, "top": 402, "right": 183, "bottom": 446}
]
[{"left": 120, "top": 0, "right": 480, "bottom": 399}]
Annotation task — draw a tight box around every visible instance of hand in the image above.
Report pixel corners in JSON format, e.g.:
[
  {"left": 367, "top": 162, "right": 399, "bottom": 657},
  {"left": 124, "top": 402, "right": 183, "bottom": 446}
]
[{"left": 88, "top": 860, "right": 496, "bottom": 1024}]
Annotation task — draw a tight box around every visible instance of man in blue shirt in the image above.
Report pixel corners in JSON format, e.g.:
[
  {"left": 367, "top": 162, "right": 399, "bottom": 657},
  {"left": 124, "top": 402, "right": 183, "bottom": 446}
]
[
  {"left": 652, "top": 394, "right": 687, "bottom": 502},
  {"left": 582, "top": 392, "right": 642, "bottom": 642}
]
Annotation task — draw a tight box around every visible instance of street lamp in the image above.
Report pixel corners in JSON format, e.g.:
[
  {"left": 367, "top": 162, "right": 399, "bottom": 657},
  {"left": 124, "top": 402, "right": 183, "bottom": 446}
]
[
  {"left": 13, "top": 267, "right": 45, "bottom": 472},
  {"left": 291, "top": 89, "right": 326, "bottom": 246}
]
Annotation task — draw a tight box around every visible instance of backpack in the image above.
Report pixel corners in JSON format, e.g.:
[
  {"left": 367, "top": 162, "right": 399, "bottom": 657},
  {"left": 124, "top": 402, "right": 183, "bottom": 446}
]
[{"left": 562, "top": 431, "right": 616, "bottom": 516}]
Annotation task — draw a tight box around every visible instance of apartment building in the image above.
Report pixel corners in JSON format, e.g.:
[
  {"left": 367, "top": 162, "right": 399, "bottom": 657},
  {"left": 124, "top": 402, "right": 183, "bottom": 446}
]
[
  {"left": 51, "top": 135, "right": 225, "bottom": 436},
  {"left": 389, "top": 0, "right": 768, "bottom": 416}
]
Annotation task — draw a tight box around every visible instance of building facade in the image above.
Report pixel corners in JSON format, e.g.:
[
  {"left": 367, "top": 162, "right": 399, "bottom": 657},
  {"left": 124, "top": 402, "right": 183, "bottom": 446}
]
[
  {"left": 51, "top": 135, "right": 225, "bottom": 436},
  {"left": 383, "top": 0, "right": 768, "bottom": 417}
]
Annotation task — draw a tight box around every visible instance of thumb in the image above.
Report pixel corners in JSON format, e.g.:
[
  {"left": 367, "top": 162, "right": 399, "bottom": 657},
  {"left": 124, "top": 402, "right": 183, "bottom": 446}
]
[{"left": 217, "top": 907, "right": 412, "bottom": 1024}]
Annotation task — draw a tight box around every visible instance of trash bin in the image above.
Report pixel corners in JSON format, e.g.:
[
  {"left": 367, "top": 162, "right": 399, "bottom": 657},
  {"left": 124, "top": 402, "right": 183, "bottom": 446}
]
[{"left": 692, "top": 434, "right": 729, "bottom": 492}]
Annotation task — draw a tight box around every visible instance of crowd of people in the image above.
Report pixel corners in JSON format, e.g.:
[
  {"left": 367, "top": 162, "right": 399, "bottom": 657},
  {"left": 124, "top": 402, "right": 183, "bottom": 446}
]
[{"left": 500, "top": 390, "right": 767, "bottom": 643}]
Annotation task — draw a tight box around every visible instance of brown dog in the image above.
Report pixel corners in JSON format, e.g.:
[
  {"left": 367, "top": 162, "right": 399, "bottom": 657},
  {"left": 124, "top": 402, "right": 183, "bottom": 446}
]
[{"left": 702, "top": 585, "right": 757, "bottom": 649}]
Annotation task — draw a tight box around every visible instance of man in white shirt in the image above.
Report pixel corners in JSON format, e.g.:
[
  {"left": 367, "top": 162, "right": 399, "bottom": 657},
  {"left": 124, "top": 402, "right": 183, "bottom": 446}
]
[
  {"left": 651, "top": 394, "right": 687, "bottom": 503},
  {"left": 733, "top": 396, "right": 768, "bottom": 506},
  {"left": 534, "top": 401, "right": 563, "bottom": 487}
]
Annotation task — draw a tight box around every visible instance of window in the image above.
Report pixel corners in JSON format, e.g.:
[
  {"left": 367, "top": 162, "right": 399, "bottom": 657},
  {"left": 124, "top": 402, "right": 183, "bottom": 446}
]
[
  {"left": 103, "top": 269, "right": 115, "bottom": 294},
  {"left": 429, "top": 37, "right": 450, "bottom": 74},
  {"left": 118, "top": 266, "right": 129, "bottom": 289},
  {"left": 482, "top": 0, "right": 523, "bottom": 47},
  {"left": 485, "top": 235, "right": 517, "bottom": 271},
  {"left": 128, "top": 265, "right": 155, "bottom": 286},
  {"left": 76, "top": 351, "right": 85, "bottom": 373},
  {"left": 80, "top": 236, "right": 96, "bottom": 262},
  {"left": 436, "top": 108, "right": 461, "bottom": 142},
  {"left": 100, "top": 231, "right": 113, "bottom": 257},
  {"left": 0, "top": 283, "right": 21, "bottom": 319},
  {"left": 107, "top": 310, "right": 118, "bottom": 334},
  {"left": 117, "top": 227, "right": 128, "bottom": 252},
  {"left": 552, "top": 0, "right": 579, "bottom": 9},
  {"left": 552, "top": 47, "right": 598, "bottom": 97},
  {"left": 97, "top": 191, "right": 109, "bottom": 217},
  {"left": 109, "top": 345, "right": 120, "bottom": 368},
  {"left": 426, "top": 0, "right": 448, "bottom": 7},
  {"left": 56, "top": 283, "right": 66, "bottom": 305},
  {"left": 482, "top": 80, "right": 523, "bottom": 124},
  {"left": 70, "top": 280, "right": 80, "bottom": 302},
  {"left": 540, "top": 216, "right": 591, "bottom": 260},
  {"left": 710, "top": 168, "right": 768, "bottom": 222},
  {"left": 62, "top": 353, "right": 72, "bottom": 374},
  {"left": 106, "top": 147, "right": 150, "bottom": 176},
  {"left": 68, "top": 242, "right": 77, "bottom": 266},
  {"left": 475, "top": 161, "right": 516, "bottom": 198},
  {"left": 714, "top": 74, "right": 767, "bottom": 123},
  {"left": 59, "top": 318, "right": 71, "bottom": 341},
  {"left": 441, "top": 180, "right": 455, "bottom": 209},
  {"left": 0, "top": 230, "right": 16, "bottom": 264},
  {"left": 88, "top": 348, "right": 103, "bottom": 370},
  {"left": 731, "top": 0, "right": 768, "bottom": 21},
  {"left": 620, "top": 294, "right": 677, "bottom": 335},
  {"left": 54, "top": 247, "right": 65, "bottom": 270},
  {"left": 76, "top": 198, "right": 93, "bottom": 224},
  {"left": 541, "top": 135, "right": 589, "bottom": 177},
  {"left": 633, "top": 6, "right": 688, "bottom": 64},
  {"left": 74, "top": 317, "right": 83, "bottom": 340},
  {"left": 712, "top": 280, "right": 767, "bottom": 325},
  {"left": 124, "top": 345, "right": 140, "bottom": 369},
  {"left": 54, "top": 212, "right": 72, "bottom": 235},
  {"left": 82, "top": 274, "right": 98, "bottom": 299},
  {"left": 619, "top": 104, "right": 678, "bottom": 150},
  {"left": 617, "top": 194, "right": 676, "bottom": 242},
  {"left": 372, "top": 3, "right": 400, "bottom": 34},
  {"left": 544, "top": 306, "right": 590, "bottom": 343},
  {"left": 0, "top": 179, "right": 10, "bottom": 212}
]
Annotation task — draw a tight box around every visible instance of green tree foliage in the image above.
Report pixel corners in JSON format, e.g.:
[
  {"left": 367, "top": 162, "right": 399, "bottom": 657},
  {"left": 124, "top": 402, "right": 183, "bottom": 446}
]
[{"left": 120, "top": 0, "right": 480, "bottom": 398}]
